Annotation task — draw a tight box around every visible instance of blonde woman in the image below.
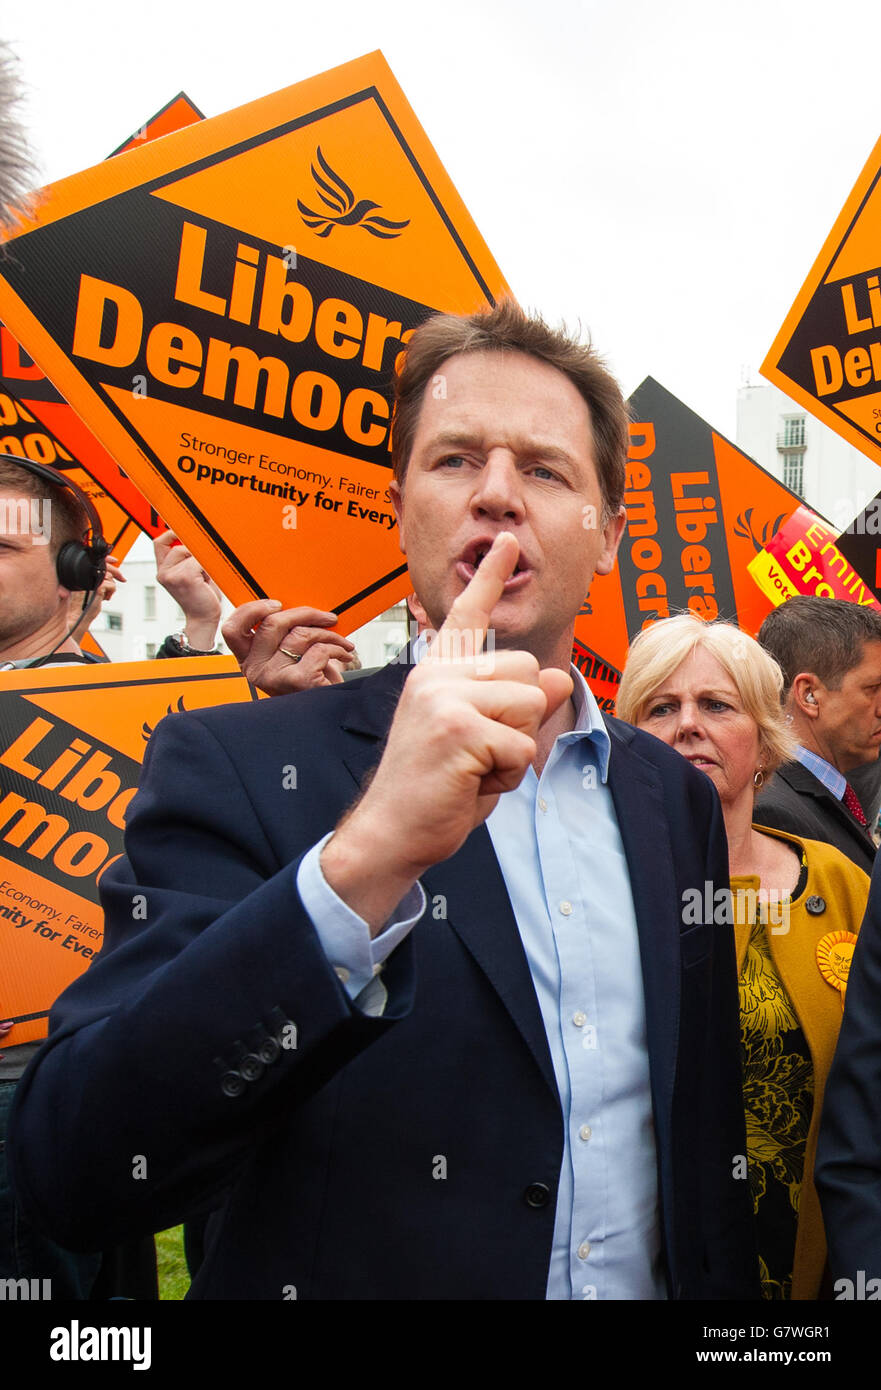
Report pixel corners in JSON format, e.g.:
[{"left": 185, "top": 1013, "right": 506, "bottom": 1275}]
[{"left": 617, "top": 615, "right": 869, "bottom": 1300}]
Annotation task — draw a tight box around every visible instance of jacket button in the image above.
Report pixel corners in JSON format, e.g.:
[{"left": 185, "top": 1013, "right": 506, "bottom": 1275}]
[
  {"left": 524, "top": 1182, "right": 551, "bottom": 1208},
  {"left": 239, "top": 1053, "right": 265, "bottom": 1082},
  {"left": 805, "top": 896, "right": 826, "bottom": 915},
  {"left": 221, "top": 1070, "right": 246, "bottom": 1098},
  {"left": 257, "top": 1037, "right": 281, "bottom": 1065}
]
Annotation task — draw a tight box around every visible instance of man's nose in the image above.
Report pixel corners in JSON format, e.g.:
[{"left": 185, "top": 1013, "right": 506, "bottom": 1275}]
[{"left": 470, "top": 453, "right": 526, "bottom": 522}]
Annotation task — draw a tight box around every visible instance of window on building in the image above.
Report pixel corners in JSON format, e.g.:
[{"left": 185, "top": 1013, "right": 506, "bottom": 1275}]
[
  {"left": 144, "top": 585, "right": 156, "bottom": 620},
  {"left": 783, "top": 455, "right": 804, "bottom": 496},
  {"left": 782, "top": 416, "right": 805, "bottom": 448},
  {"left": 380, "top": 602, "right": 409, "bottom": 621},
  {"left": 106, "top": 613, "right": 123, "bottom": 632},
  {"left": 145, "top": 642, "right": 157, "bottom": 659}
]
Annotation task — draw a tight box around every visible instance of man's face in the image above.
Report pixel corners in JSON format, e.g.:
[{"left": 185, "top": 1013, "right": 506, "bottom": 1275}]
[
  {"left": 812, "top": 639, "right": 881, "bottom": 771},
  {"left": 389, "top": 350, "right": 625, "bottom": 667},
  {"left": 0, "top": 488, "right": 67, "bottom": 651}
]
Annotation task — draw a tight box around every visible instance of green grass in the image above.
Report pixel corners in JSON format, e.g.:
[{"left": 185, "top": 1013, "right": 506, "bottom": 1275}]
[{"left": 155, "top": 1225, "right": 190, "bottom": 1300}]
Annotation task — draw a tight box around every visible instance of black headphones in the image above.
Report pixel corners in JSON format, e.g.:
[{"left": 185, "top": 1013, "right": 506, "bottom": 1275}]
[{"left": 2, "top": 455, "right": 109, "bottom": 591}]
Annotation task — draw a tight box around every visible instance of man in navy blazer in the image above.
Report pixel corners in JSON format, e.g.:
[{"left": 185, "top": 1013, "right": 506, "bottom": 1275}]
[
  {"left": 9, "top": 303, "right": 757, "bottom": 1299},
  {"left": 815, "top": 854, "right": 881, "bottom": 1291}
]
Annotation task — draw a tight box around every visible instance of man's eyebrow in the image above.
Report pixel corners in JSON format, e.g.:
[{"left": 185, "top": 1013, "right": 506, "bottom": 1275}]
[{"left": 422, "top": 429, "right": 578, "bottom": 464}]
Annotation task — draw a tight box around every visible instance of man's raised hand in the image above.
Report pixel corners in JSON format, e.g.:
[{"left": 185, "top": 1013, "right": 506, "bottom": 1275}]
[{"left": 320, "top": 532, "right": 573, "bottom": 931}]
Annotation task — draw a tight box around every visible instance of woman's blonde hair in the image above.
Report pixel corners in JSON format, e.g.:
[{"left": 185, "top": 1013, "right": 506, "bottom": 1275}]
[{"left": 616, "top": 614, "right": 796, "bottom": 775}]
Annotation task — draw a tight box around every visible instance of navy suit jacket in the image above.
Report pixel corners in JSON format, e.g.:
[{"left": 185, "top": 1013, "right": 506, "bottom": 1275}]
[
  {"left": 755, "top": 760, "right": 876, "bottom": 875},
  {"left": 9, "top": 658, "right": 757, "bottom": 1299},
  {"left": 816, "top": 851, "right": 881, "bottom": 1286}
]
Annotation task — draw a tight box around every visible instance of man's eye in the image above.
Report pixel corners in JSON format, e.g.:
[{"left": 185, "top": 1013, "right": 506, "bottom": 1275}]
[
  {"left": 530, "top": 465, "right": 557, "bottom": 481},
  {"left": 438, "top": 455, "right": 466, "bottom": 469}
]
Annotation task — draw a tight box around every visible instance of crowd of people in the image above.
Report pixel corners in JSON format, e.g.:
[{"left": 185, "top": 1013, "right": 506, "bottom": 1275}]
[
  {"left": 2, "top": 41, "right": 881, "bottom": 1304},
  {"left": 3, "top": 303, "right": 881, "bottom": 1301}
]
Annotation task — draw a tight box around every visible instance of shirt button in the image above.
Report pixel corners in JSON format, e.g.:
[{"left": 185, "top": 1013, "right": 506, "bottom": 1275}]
[
  {"left": 538, "top": 797, "right": 548, "bottom": 813},
  {"left": 578, "top": 1241, "right": 591, "bottom": 1260},
  {"left": 559, "top": 901, "right": 573, "bottom": 916},
  {"left": 579, "top": 1125, "right": 592, "bottom": 1142},
  {"left": 371, "top": 963, "right": 383, "bottom": 977},
  {"left": 334, "top": 966, "right": 350, "bottom": 984},
  {"left": 572, "top": 1011, "right": 586, "bottom": 1028}
]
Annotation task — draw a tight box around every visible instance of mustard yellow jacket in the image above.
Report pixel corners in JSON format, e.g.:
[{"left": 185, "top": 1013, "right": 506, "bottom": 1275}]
[{"left": 732, "top": 826, "right": 870, "bottom": 1300}]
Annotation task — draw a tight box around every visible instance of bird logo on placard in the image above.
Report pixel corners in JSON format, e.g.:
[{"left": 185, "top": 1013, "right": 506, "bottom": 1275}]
[
  {"left": 141, "top": 696, "right": 187, "bottom": 743},
  {"left": 297, "top": 147, "right": 410, "bottom": 240},
  {"left": 734, "top": 508, "right": 789, "bottom": 554}
]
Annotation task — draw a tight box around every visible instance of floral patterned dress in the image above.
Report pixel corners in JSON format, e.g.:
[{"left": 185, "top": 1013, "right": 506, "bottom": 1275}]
[{"left": 737, "top": 856, "right": 812, "bottom": 1300}]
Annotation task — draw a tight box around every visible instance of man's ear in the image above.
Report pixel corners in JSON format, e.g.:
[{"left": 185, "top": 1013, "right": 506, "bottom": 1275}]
[
  {"left": 594, "top": 506, "right": 627, "bottom": 577},
  {"left": 389, "top": 478, "right": 406, "bottom": 557},
  {"left": 407, "top": 591, "right": 429, "bottom": 626},
  {"left": 791, "top": 673, "right": 820, "bottom": 717}
]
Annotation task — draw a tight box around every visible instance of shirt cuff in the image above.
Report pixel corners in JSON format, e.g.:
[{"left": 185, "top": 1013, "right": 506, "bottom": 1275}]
[{"left": 296, "top": 833, "right": 426, "bottom": 1003}]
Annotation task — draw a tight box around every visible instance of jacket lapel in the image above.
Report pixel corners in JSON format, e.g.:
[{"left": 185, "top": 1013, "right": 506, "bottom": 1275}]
[
  {"left": 777, "top": 763, "right": 875, "bottom": 851},
  {"left": 605, "top": 721, "right": 680, "bottom": 1155},
  {"left": 422, "top": 833, "right": 559, "bottom": 1098},
  {"left": 337, "top": 654, "right": 558, "bottom": 1099}
]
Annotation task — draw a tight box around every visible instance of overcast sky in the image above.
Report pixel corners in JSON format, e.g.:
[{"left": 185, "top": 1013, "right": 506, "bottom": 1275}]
[{"left": 7, "top": 0, "right": 881, "bottom": 439}]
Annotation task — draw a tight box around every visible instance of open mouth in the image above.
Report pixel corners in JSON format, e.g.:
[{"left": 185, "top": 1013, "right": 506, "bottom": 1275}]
[{"left": 458, "top": 538, "right": 530, "bottom": 582}]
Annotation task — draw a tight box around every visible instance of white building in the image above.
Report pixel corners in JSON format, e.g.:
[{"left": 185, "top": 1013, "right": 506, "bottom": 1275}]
[
  {"left": 94, "top": 530, "right": 410, "bottom": 670},
  {"left": 736, "top": 378, "right": 881, "bottom": 532}
]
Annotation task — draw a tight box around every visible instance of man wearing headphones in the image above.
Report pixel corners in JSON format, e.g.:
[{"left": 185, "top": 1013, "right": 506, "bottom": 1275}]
[
  {"left": 0, "top": 458, "right": 225, "bottom": 671},
  {"left": 0, "top": 455, "right": 113, "bottom": 1295},
  {"left": 0, "top": 456, "right": 110, "bottom": 670}
]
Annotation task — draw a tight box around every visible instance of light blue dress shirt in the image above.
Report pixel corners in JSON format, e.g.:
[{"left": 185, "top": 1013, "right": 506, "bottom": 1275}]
[
  {"left": 794, "top": 743, "right": 846, "bottom": 800},
  {"left": 297, "top": 657, "right": 664, "bottom": 1300}
]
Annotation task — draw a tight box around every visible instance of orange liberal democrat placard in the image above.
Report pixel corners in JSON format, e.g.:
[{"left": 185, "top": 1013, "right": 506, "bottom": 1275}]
[
  {"left": 0, "top": 656, "right": 261, "bottom": 1043},
  {"left": 0, "top": 95, "right": 206, "bottom": 546},
  {"left": 575, "top": 377, "right": 805, "bottom": 679},
  {"left": 0, "top": 52, "right": 510, "bottom": 632},
  {"left": 108, "top": 91, "right": 205, "bottom": 157},
  {"left": 763, "top": 132, "right": 881, "bottom": 467}
]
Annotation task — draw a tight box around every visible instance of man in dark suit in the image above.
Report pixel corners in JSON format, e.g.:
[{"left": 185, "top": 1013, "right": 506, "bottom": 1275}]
[
  {"left": 755, "top": 596, "right": 881, "bottom": 874},
  {"left": 8, "top": 303, "right": 757, "bottom": 1299},
  {"left": 815, "top": 852, "right": 881, "bottom": 1294}
]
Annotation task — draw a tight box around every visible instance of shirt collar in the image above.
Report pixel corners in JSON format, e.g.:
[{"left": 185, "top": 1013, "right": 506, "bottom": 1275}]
[
  {"left": 409, "top": 632, "right": 611, "bottom": 783},
  {"left": 794, "top": 744, "right": 846, "bottom": 800}
]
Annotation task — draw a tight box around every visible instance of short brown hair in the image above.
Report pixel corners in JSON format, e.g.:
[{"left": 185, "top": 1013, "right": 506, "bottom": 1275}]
[
  {"left": 758, "top": 595, "right": 881, "bottom": 693},
  {"left": 391, "top": 301, "right": 628, "bottom": 519},
  {"left": 0, "top": 458, "right": 89, "bottom": 555}
]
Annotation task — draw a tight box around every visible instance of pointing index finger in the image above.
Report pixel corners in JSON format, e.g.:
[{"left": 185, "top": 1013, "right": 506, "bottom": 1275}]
[{"left": 434, "top": 532, "right": 518, "bottom": 659}]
